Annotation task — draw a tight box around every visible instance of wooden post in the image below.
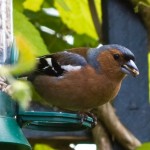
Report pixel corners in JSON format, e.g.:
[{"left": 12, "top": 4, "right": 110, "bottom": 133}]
[{"left": 102, "top": 0, "right": 149, "bottom": 149}]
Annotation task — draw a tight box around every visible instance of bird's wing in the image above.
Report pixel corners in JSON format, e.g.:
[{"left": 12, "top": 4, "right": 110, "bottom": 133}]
[{"left": 35, "top": 51, "right": 88, "bottom": 77}]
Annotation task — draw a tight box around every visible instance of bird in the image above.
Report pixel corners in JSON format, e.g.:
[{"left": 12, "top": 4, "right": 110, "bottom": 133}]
[{"left": 27, "top": 44, "right": 139, "bottom": 121}]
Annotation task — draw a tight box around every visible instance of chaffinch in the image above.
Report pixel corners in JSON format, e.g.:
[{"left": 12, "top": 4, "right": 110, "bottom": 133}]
[{"left": 27, "top": 44, "right": 139, "bottom": 113}]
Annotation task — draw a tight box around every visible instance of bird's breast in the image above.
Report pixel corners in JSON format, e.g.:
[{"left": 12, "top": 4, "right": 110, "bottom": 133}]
[
  {"left": 82, "top": 78, "right": 122, "bottom": 108},
  {"left": 32, "top": 67, "right": 122, "bottom": 111}
]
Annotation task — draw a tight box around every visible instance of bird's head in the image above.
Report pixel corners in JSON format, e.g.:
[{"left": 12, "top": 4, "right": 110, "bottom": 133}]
[{"left": 88, "top": 44, "right": 139, "bottom": 80}]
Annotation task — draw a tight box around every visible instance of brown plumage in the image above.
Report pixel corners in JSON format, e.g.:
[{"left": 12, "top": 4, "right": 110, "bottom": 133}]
[{"left": 28, "top": 44, "right": 139, "bottom": 111}]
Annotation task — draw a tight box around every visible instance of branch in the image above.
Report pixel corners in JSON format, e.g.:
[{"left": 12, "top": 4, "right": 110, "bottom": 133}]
[
  {"left": 92, "top": 121, "right": 113, "bottom": 150},
  {"left": 92, "top": 103, "right": 141, "bottom": 150},
  {"left": 87, "top": 0, "right": 102, "bottom": 42}
]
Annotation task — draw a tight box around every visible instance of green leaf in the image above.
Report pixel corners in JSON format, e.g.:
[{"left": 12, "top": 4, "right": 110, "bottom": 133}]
[
  {"left": 136, "top": 143, "right": 150, "bottom": 150},
  {"left": 54, "top": 0, "right": 102, "bottom": 39},
  {"left": 13, "top": 9, "right": 48, "bottom": 75},
  {"left": 12, "top": 34, "right": 37, "bottom": 75},
  {"left": 23, "top": 0, "right": 44, "bottom": 12},
  {"left": 14, "top": 9, "right": 48, "bottom": 56},
  {"left": 132, "top": 0, "right": 150, "bottom": 6},
  {"left": 55, "top": 0, "right": 70, "bottom": 11},
  {"left": 34, "top": 144, "right": 56, "bottom": 150},
  {"left": 42, "top": 0, "right": 54, "bottom": 8},
  {"left": 40, "top": 31, "right": 72, "bottom": 53},
  {"left": 10, "top": 80, "right": 32, "bottom": 109},
  {"left": 74, "top": 34, "right": 98, "bottom": 47},
  {"left": 13, "top": 0, "right": 25, "bottom": 12}
]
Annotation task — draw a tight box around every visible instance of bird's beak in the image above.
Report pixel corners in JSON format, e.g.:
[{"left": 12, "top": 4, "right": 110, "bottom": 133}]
[{"left": 121, "top": 60, "right": 139, "bottom": 77}]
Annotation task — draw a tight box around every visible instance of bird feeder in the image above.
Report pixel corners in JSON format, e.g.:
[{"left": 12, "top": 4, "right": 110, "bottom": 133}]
[
  {"left": 0, "top": 92, "right": 31, "bottom": 150},
  {"left": 0, "top": 0, "right": 31, "bottom": 149}
]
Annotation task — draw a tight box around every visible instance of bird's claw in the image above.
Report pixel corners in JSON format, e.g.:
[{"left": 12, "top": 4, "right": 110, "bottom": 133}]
[{"left": 78, "top": 112, "right": 97, "bottom": 128}]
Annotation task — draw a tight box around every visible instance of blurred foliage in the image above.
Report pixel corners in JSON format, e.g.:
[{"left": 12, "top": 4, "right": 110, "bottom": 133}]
[
  {"left": 34, "top": 144, "right": 56, "bottom": 150},
  {"left": 13, "top": 0, "right": 100, "bottom": 54},
  {"left": 136, "top": 142, "right": 150, "bottom": 150},
  {"left": 131, "top": 0, "right": 150, "bottom": 7},
  {"left": 54, "top": 0, "right": 101, "bottom": 39},
  {"left": 130, "top": 0, "right": 150, "bottom": 49},
  {"left": 23, "top": 0, "right": 44, "bottom": 12},
  {"left": 14, "top": 8, "right": 48, "bottom": 56}
]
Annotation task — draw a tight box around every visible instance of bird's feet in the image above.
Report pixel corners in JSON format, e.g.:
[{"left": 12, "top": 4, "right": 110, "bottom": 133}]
[{"left": 78, "top": 111, "right": 97, "bottom": 128}]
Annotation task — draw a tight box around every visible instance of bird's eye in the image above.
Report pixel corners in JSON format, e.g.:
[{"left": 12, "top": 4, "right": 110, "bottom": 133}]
[{"left": 113, "top": 54, "right": 120, "bottom": 60}]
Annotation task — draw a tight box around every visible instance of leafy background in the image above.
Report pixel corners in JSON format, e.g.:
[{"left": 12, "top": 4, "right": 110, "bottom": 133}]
[
  {"left": 14, "top": 0, "right": 100, "bottom": 55},
  {"left": 12, "top": 0, "right": 150, "bottom": 150}
]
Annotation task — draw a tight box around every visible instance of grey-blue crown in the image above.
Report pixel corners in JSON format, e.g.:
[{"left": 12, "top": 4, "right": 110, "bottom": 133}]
[{"left": 87, "top": 44, "right": 135, "bottom": 71}]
